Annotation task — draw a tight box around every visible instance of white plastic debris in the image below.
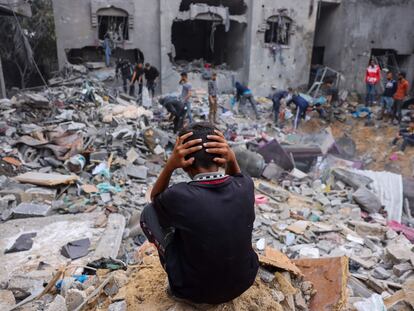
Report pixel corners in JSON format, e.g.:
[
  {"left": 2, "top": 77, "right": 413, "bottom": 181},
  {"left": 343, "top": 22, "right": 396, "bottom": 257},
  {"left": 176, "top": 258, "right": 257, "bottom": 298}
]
[
  {"left": 354, "top": 294, "right": 386, "bottom": 311},
  {"left": 256, "top": 238, "right": 266, "bottom": 251}
]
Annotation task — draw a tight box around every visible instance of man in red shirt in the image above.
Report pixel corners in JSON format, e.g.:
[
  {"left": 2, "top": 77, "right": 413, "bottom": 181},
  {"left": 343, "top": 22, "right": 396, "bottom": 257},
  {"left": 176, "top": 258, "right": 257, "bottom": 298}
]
[
  {"left": 365, "top": 59, "right": 381, "bottom": 106},
  {"left": 393, "top": 71, "right": 410, "bottom": 124}
]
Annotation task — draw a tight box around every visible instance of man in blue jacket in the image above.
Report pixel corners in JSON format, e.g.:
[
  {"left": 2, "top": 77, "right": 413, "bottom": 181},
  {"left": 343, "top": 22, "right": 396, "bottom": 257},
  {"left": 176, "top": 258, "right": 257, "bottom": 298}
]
[
  {"left": 287, "top": 93, "right": 310, "bottom": 130},
  {"left": 235, "top": 82, "right": 260, "bottom": 120}
]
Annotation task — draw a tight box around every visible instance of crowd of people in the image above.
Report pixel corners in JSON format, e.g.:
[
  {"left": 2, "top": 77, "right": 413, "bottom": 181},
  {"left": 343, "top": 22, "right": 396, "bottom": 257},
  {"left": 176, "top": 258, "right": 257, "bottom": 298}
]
[{"left": 115, "top": 57, "right": 413, "bottom": 152}]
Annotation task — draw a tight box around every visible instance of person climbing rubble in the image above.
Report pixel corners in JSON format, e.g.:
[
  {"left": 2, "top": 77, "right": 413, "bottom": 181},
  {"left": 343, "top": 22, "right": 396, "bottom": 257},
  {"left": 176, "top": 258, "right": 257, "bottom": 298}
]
[
  {"left": 365, "top": 59, "right": 381, "bottom": 106},
  {"left": 393, "top": 71, "right": 410, "bottom": 125},
  {"left": 271, "top": 88, "right": 292, "bottom": 126},
  {"left": 144, "top": 63, "right": 160, "bottom": 98},
  {"left": 392, "top": 118, "right": 414, "bottom": 152},
  {"left": 159, "top": 95, "right": 187, "bottom": 133},
  {"left": 235, "top": 82, "right": 260, "bottom": 120},
  {"left": 130, "top": 62, "right": 144, "bottom": 98},
  {"left": 208, "top": 72, "right": 219, "bottom": 124},
  {"left": 287, "top": 92, "right": 310, "bottom": 130},
  {"left": 378, "top": 71, "right": 397, "bottom": 122},
  {"left": 115, "top": 58, "right": 134, "bottom": 95},
  {"left": 180, "top": 72, "right": 193, "bottom": 124},
  {"left": 140, "top": 122, "right": 259, "bottom": 305}
]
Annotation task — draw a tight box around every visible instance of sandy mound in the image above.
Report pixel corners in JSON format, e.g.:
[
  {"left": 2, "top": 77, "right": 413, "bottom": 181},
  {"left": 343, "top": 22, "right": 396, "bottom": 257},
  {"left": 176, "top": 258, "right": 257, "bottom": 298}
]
[{"left": 124, "top": 255, "right": 283, "bottom": 311}]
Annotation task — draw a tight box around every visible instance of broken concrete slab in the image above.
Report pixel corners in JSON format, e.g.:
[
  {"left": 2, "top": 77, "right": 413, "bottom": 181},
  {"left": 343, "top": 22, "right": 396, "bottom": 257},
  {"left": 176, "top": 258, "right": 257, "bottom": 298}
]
[
  {"left": 0, "top": 212, "right": 125, "bottom": 286},
  {"left": 352, "top": 187, "right": 382, "bottom": 214},
  {"left": 0, "top": 290, "right": 15, "bottom": 310},
  {"left": 45, "top": 294, "right": 67, "bottom": 311},
  {"left": 393, "top": 262, "right": 413, "bottom": 277},
  {"left": 5, "top": 232, "right": 37, "bottom": 254},
  {"left": 14, "top": 172, "right": 79, "bottom": 187},
  {"left": 108, "top": 300, "right": 127, "bottom": 311},
  {"left": 332, "top": 168, "right": 373, "bottom": 190},
  {"left": 293, "top": 257, "right": 348, "bottom": 311},
  {"left": 259, "top": 247, "right": 303, "bottom": 276},
  {"left": 126, "top": 165, "right": 148, "bottom": 180},
  {"left": 11, "top": 203, "right": 51, "bottom": 218}
]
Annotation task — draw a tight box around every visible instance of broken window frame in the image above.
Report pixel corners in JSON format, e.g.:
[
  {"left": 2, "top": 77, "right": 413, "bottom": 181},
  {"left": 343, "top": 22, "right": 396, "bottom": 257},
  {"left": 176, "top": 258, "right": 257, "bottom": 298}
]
[
  {"left": 97, "top": 8, "right": 130, "bottom": 43},
  {"left": 264, "top": 15, "right": 292, "bottom": 46}
]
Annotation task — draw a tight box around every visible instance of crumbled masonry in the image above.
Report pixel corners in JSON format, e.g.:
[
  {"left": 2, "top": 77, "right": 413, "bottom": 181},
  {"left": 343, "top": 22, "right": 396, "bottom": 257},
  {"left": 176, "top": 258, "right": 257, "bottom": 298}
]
[{"left": 0, "top": 62, "right": 413, "bottom": 311}]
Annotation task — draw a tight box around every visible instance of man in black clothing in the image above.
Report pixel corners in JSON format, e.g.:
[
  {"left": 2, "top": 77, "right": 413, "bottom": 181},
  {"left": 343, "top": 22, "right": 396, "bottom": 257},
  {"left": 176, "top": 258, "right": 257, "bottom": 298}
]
[
  {"left": 140, "top": 122, "right": 259, "bottom": 305},
  {"left": 159, "top": 95, "right": 187, "bottom": 133},
  {"left": 115, "top": 58, "right": 133, "bottom": 94},
  {"left": 378, "top": 71, "right": 398, "bottom": 121},
  {"left": 131, "top": 63, "right": 144, "bottom": 97},
  {"left": 144, "top": 63, "right": 160, "bottom": 98}
]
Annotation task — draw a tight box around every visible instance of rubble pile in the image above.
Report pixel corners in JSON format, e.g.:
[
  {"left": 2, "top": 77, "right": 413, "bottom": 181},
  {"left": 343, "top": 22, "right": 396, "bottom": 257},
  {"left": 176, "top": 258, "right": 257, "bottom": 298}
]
[{"left": 0, "top": 65, "right": 413, "bottom": 310}]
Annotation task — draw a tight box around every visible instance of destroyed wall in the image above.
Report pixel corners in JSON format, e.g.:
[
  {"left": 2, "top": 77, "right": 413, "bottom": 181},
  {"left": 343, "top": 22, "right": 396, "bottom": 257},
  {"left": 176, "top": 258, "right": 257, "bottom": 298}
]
[
  {"left": 314, "top": 0, "right": 414, "bottom": 94},
  {"left": 246, "top": 0, "right": 317, "bottom": 95},
  {"left": 160, "top": 0, "right": 249, "bottom": 94},
  {"left": 52, "top": 0, "right": 161, "bottom": 70}
]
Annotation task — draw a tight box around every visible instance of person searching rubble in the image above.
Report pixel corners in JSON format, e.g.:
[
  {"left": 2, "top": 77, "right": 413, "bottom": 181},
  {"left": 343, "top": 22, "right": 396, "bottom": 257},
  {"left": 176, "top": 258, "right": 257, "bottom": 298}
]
[
  {"left": 391, "top": 117, "right": 414, "bottom": 152},
  {"left": 393, "top": 71, "right": 410, "bottom": 125},
  {"left": 235, "top": 82, "right": 260, "bottom": 120},
  {"left": 365, "top": 58, "right": 381, "bottom": 106},
  {"left": 159, "top": 95, "right": 187, "bottom": 133},
  {"left": 208, "top": 72, "right": 219, "bottom": 124},
  {"left": 180, "top": 72, "right": 193, "bottom": 123},
  {"left": 144, "top": 63, "right": 160, "bottom": 98},
  {"left": 115, "top": 58, "right": 134, "bottom": 95},
  {"left": 140, "top": 122, "right": 259, "bottom": 305},
  {"left": 130, "top": 62, "right": 145, "bottom": 98},
  {"left": 377, "top": 71, "right": 398, "bottom": 122},
  {"left": 286, "top": 91, "right": 310, "bottom": 130},
  {"left": 271, "top": 87, "right": 292, "bottom": 126}
]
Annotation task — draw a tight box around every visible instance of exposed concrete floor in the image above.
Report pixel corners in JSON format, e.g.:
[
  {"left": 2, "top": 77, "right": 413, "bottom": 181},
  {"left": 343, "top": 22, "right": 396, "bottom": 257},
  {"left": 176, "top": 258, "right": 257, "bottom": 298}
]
[{"left": 0, "top": 212, "right": 125, "bottom": 285}]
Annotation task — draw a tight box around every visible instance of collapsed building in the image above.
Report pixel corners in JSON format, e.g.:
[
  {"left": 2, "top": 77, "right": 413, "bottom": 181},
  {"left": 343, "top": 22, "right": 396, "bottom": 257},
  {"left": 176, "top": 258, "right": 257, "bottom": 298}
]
[{"left": 51, "top": 0, "right": 414, "bottom": 95}]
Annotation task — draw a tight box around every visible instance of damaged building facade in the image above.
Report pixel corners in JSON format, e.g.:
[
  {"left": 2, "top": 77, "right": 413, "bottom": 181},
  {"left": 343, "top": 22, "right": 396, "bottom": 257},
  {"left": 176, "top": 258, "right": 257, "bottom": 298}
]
[
  {"left": 51, "top": 0, "right": 317, "bottom": 94},
  {"left": 314, "top": 0, "right": 414, "bottom": 94},
  {"left": 52, "top": 0, "right": 414, "bottom": 95}
]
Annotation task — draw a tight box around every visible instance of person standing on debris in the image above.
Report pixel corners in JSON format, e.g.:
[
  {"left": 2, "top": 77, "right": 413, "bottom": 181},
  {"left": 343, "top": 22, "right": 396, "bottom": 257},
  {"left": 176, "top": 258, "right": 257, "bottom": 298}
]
[
  {"left": 102, "top": 33, "right": 113, "bottom": 67},
  {"left": 378, "top": 71, "right": 397, "bottom": 121},
  {"left": 131, "top": 63, "right": 145, "bottom": 97},
  {"left": 208, "top": 72, "right": 219, "bottom": 124},
  {"left": 393, "top": 71, "right": 410, "bottom": 124},
  {"left": 271, "top": 88, "right": 292, "bottom": 125},
  {"left": 180, "top": 72, "right": 193, "bottom": 123},
  {"left": 159, "top": 95, "right": 187, "bottom": 133},
  {"left": 140, "top": 122, "right": 259, "bottom": 305},
  {"left": 322, "top": 79, "right": 339, "bottom": 122},
  {"left": 115, "top": 58, "right": 133, "bottom": 95},
  {"left": 392, "top": 119, "right": 414, "bottom": 152},
  {"left": 365, "top": 59, "right": 381, "bottom": 106},
  {"left": 144, "top": 63, "right": 160, "bottom": 98},
  {"left": 287, "top": 93, "right": 310, "bottom": 130},
  {"left": 235, "top": 82, "right": 260, "bottom": 120}
]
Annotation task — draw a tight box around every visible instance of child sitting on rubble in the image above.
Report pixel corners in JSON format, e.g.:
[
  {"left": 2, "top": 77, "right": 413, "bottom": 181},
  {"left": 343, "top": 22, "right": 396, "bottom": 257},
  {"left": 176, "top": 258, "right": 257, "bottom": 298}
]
[
  {"left": 140, "top": 122, "right": 259, "bottom": 305},
  {"left": 392, "top": 118, "right": 414, "bottom": 152}
]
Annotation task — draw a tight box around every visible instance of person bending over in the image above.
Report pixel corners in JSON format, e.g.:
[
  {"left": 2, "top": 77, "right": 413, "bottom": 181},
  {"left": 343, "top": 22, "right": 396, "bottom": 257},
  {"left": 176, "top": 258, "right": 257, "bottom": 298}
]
[
  {"left": 159, "top": 95, "right": 187, "bottom": 133},
  {"left": 140, "top": 122, "right": 259, "bottom": 305},
  {"left": 392, "top": 120, "right": 414, "bottom": 152}
]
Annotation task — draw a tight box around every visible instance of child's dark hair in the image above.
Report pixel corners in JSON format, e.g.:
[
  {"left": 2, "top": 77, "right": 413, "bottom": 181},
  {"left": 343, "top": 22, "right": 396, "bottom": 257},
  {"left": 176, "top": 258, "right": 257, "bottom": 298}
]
[{"left": 179, "top": 122, "right": 220, "bottom": 168}]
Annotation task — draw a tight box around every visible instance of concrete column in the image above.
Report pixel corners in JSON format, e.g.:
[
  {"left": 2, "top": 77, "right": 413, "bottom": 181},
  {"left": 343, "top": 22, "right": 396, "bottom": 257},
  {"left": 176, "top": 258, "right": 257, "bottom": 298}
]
[{"left": 0, "top": 56, "right": 6, "bottom": 99}]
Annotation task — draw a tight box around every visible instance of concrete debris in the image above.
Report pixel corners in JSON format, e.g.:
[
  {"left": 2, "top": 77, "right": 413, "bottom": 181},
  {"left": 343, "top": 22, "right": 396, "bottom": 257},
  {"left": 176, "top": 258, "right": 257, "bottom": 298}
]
[{"left": 0, "top": 61, "right": 413, "bottom": 311}]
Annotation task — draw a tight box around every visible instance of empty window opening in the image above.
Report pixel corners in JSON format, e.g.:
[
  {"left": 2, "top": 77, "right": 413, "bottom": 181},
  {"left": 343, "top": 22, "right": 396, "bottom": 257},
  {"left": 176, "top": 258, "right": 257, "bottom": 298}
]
[
  {"left": 67, "top": 47, "right": 143, "bottom": 65},
  {"left": 265, "top": 15, "right": 291, "bottom": 45},
  {"left": 97, "top": 8, "right": 129, "bottom": 42},
  {"left": 172, "top": 19, "right": 246, "bottom": 70},
  {"left": 179, "top": 0, "right": 247, "bottom": 15}
]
